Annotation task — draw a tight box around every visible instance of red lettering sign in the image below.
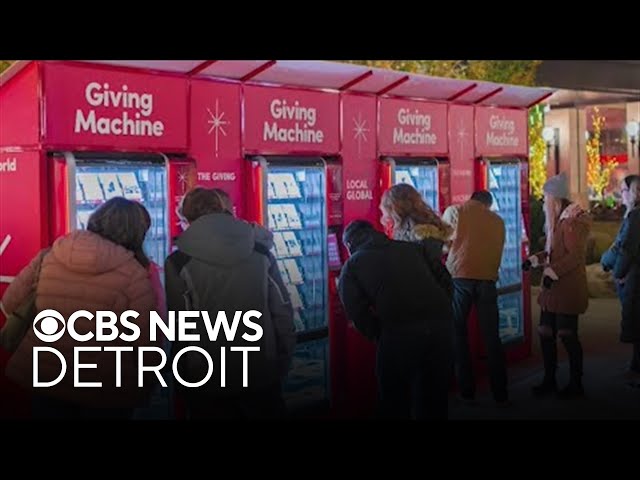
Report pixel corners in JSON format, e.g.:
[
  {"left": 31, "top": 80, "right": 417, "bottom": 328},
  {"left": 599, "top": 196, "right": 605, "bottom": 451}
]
[
  {"left": 475, "top": 106, "right": 528, "bottom": 156},
  {"left": 42, "top": 63, "right": 188, "bottom": 151},
  {"left": 378, "top": 98, "right": 448, "bottom": 155},
  {"left": 243, "top": 85, "right": 340, "bottom": 154}
]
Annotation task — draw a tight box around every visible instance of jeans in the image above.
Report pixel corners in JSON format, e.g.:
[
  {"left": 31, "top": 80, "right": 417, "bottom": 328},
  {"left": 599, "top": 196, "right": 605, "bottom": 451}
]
[
  {"left": 376, "top": 324, "right": 452, "bottom": 420},
  {"left": 451, "top": 279, "right": 508, "bottom": 402}
]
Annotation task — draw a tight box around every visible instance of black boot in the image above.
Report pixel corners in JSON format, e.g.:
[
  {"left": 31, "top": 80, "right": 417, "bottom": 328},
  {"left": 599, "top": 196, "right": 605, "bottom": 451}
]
[
  {"left": 532, "top": 334, "right": 558, "bottom": 397},
  {"left": 558, "top": 332, "right": 584, "bottom": 399}
]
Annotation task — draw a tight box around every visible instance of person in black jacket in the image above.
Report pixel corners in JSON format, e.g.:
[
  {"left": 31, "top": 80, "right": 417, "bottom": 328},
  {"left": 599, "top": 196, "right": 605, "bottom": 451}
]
[
  {"left": 338, "top": 220, "right": 453, "bottom": 420},
  {"left": 601, "top": 174, "right": 640, "bottom": 384}
]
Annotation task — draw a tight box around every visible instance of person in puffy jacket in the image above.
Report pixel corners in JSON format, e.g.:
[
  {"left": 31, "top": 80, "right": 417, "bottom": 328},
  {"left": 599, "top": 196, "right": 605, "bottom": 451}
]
[
  {"left": 524, "top": 173, "right": 592, "bottom": 398},
  {"left": 601, "top": 174, "right": 640, "bottom": 383},
  {"left": 1, "top": 197, "right": 159, "bottom": 419},
  {"left": 165, "top": 187, "right": 296, "bottom": 419}
]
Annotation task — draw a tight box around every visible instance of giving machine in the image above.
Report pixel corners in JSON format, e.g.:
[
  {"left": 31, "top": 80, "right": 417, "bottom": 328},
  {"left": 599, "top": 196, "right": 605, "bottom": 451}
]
[
  {"left": 377, "top": 98, "right": 451, "bottom": 216},
  {"left": 0, "top": 61, "right": 196, "bottom": 419},
  {"left": 242, "top": 84, "right": 342, "bottom": 415},
  {"left": 474, "top": 106, "right": 532, "bottom": 362}
]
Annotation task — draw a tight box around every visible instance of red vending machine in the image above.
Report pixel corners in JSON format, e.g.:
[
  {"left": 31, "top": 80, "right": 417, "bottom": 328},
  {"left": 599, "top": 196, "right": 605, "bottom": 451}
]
[
  {"left": 0, "top": 61, "right": 196, "bottom": 419},
  {"left": 242, "top": 84, "right": 342, "bottom": 416},
  {"left": 473, "top": 106, "right": 532, "bottom": 362},
  {"left": 377, "top": 97, "right": 451, "bottom": 215}
]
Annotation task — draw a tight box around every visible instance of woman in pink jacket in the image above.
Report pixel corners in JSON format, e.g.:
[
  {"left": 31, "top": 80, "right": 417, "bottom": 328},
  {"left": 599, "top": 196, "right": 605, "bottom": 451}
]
[{"left": 1, "top": 197, "right": 159, "bottom": 419}]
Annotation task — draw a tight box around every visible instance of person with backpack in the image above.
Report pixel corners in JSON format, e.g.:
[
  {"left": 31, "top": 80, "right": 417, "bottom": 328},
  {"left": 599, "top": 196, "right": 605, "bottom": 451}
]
[{"left": 165, "top": 187, "right": 296, "bottom": 419}]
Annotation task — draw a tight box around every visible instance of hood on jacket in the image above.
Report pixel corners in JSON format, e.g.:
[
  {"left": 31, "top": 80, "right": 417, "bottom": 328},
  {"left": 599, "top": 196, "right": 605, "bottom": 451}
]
[
  {"left": 351, "top": 229, "right": 390, "bottom": 254},
  {"left": 395, "top": 219, "right": 453, "bottom": 244},
  {"left": 51, "top": 230, "right": 136, "bottom": 274},
  {"left": 176, "top": 213, "right": 271, "bottom": 266},
  {"left": 559, "top": 203, "right": 591, "bottom": 225}
]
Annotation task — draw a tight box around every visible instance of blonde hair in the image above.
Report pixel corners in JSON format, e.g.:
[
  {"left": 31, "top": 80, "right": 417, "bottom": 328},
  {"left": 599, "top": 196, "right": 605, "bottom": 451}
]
[
  {"left": 381, "top": 183, "right": 450, "bottom": 237},
  {"left": 543, "top": 193, "right": 571, "bottom": 252}
]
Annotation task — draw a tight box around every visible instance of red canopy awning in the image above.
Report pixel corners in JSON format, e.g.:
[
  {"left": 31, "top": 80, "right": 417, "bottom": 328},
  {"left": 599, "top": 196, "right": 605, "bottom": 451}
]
[{"left": 1, "top": 60, "right": 555, "bottom": 109}]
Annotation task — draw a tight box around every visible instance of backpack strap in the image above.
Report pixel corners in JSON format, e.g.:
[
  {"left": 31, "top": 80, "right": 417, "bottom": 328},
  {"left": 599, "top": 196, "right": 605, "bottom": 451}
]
[
  {"left": 168, "top": 250, "right": 191, "bottom": 273},
  {"left": 253, "top": 242, "right": 271, "bottom": 257},
  {"left": 167, "top": 250, "right": 197, "bottom": 310}
]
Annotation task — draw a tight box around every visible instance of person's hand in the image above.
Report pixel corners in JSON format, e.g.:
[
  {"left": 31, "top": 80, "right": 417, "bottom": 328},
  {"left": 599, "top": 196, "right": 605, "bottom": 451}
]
[
  {"left": 522, "top": 255, "right": 540, "bottom": 271},
  {"left": 542, "top": 276, "right": 555, "bottom": 289},
  {"left": 542, "top": 267, "right": 559, "bottom": 289}
]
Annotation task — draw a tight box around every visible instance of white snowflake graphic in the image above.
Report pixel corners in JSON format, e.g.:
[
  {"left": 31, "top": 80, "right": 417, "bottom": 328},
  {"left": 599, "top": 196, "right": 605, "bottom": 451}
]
[
  {"left": 177, "top": 170, "right": 188, "bottom": 194},
  {"left": 353, "top": 112, "right": 370, "bottom": 156},
  {"left": 207, "top": 99, "right": 229, "bottom": 158},
  {"left": 0, "top": 234, "right": 15, "bottom": 284},
  {"left": 456, "top": 118, "right": 469, "bottom": 157}
]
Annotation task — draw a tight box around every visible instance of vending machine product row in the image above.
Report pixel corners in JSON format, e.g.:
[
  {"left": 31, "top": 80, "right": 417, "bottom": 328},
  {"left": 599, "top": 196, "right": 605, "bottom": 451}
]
[
  {"left": 481, "top": 159, "right": 525, "bottom": 344},
  {"left": 254, "top": 157, "right": 331, "bottom": 412},
  {"left": 380, "top": 157, "right": 441, "bottom": 213}
]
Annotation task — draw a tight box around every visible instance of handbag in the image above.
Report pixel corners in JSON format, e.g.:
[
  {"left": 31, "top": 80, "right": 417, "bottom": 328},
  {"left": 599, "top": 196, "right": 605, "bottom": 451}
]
[{"left": 0, "top": 248, "right": 50, "bottom": 353}]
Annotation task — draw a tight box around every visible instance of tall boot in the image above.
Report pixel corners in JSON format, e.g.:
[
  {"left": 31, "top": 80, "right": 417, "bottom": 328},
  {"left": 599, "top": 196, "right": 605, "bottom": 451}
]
[
  {"left": 532, "top": 334, "right": 558, "bottom": 397},
  {"left": 558, "top": 333, "right": 585, "bottom": 398}
]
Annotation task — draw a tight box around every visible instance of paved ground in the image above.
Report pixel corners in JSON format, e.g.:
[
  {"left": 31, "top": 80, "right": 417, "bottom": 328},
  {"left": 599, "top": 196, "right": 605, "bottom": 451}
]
[{"left": 449, "top": 288, "right": 640, "bottom": 420}]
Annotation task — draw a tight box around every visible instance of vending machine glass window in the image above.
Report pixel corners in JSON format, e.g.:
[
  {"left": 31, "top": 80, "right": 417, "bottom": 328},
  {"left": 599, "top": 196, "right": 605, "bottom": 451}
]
[
  {"left": 71, "top": 158, "right": 172, "bottom": 419},
  {"left": 487, "top": 161, "right": 524, "bottom": 343},
  {"left": 74, "top": 161, "right": 169, "bottom": 269},
  {"left": 394, "top": 163, "right": 439, "bottom": 212},
  {"left": 266, "top": 164, "right": 329, "bottom": 410}
]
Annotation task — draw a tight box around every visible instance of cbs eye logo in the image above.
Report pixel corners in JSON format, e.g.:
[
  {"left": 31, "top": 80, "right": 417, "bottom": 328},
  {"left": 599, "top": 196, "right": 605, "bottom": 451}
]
[{"left": 33, "top": 310, "right": 66, "bottom": 342}]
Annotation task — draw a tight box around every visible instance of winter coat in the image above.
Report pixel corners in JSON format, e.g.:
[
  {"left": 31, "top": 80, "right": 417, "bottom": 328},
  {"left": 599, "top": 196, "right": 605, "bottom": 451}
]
[
  {"left": 393, "top": 220, "right": 454, "bottom": 298},
  {"left": 164, "top": 213, "right": 296, "bottom": 397},
  {"left": 445, "top": 199, "right": 506, "bottom": 281},
  {"left": 338, "top": 230, "right": 454, "bottom": 342},
  {"left": 534, "top": 203, "right": 592, "bottom": 316},
  {"left": 601, "top": 205, "right": 640, "bottom": 343},
  {"left": 1, "top": 230, "right": 158, "bottom": 408}
]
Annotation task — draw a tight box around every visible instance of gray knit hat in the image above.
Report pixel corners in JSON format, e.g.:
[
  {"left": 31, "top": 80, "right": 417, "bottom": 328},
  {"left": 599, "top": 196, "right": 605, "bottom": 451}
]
[{"left": 543, "top": 172, "right": 570, "bottom": 199}]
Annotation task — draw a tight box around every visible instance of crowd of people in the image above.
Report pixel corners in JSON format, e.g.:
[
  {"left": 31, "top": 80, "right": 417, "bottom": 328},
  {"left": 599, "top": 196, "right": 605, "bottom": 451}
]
[{"left": 0, "top": 172, "right": 638, "bottom": 420}]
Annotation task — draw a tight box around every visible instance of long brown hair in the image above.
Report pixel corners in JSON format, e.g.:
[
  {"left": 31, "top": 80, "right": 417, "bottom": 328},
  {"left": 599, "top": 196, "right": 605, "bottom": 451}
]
[
  {"left": 179, "top": 187, "right": 233, "bottom": 223},
  {"left": 381, "top": 183, "right": 449, "bottom": 236},
  {"left": 87, "top": 197, "right": 151, "bottom": 268}
]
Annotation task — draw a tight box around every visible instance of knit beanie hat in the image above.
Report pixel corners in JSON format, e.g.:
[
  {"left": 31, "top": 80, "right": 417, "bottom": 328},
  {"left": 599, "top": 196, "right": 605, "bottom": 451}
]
[{"left": 543, "top": 172, "right": 569, "bottom": 199}]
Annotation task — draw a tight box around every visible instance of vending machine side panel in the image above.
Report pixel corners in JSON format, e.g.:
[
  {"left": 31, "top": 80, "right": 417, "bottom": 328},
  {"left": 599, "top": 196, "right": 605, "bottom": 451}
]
[
  {"left": 167, "top": 158, "right": 197, "bottom": 244},
  {"left": 189, "top": 80, "right": 243, "bottom": 216},
  {"left": 0, "top": 62, "right": 41, "bottom": 149},
  {"left": 438, "top": 160, "right": 451, "bottom": 214},
  {"left": 340, "top": 93, "right": 379, "bottom": 417},
  {"left": 0, "top": 149, "right": 48, "bottom": 419}
]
